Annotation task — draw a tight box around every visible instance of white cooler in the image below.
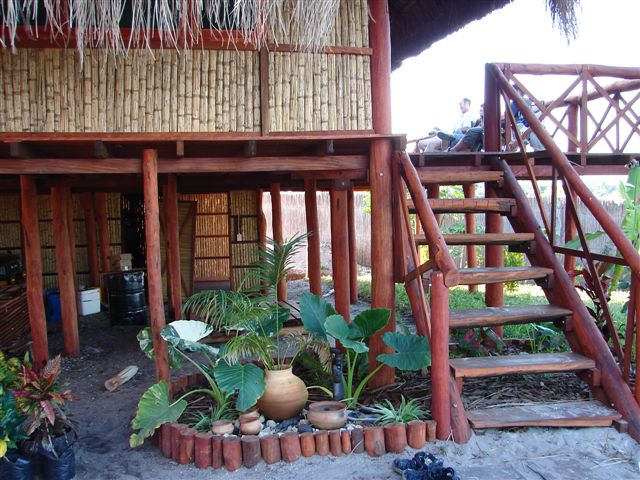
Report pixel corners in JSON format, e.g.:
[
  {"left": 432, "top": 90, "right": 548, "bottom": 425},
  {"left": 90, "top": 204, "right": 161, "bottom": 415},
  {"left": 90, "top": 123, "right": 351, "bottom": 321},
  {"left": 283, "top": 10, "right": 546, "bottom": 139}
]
[{"left": 77, "top": 288, "right": 101, "bottom": 315}]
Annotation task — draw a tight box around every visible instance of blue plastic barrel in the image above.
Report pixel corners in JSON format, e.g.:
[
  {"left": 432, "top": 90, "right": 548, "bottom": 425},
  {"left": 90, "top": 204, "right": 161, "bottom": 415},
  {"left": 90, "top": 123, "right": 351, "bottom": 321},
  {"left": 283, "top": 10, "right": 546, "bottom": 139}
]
[{"left": 44, "top": 288, "right": 62, "bottom": 323}]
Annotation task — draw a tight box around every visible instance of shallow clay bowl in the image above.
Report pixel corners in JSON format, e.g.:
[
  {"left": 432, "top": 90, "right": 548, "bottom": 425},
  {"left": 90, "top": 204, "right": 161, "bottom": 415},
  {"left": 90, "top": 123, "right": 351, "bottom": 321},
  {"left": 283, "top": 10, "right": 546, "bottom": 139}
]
[{"left": 308, "top": 401, "right": 348, "bottom": 430}]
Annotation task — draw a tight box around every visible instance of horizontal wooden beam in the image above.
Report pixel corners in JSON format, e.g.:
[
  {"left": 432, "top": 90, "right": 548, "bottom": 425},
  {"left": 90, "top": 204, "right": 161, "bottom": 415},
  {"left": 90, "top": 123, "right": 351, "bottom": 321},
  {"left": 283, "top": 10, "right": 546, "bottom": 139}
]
[
  {"left": 496, "top": 63, "right": 640, "bottom": 79},
  {"left": 0, "top": 155, "right": 368, "bottom": 174}
]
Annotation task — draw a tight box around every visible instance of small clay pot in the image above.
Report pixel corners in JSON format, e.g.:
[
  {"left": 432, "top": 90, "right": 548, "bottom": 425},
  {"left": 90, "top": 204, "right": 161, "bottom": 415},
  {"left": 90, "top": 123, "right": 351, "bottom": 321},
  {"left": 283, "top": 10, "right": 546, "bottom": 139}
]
[
  {"left": 308, "top": 401, "right": 348, "bottom": 430},
  {"left": 239, "top": 410, "right": 260, "bottom": 423},
  {"left": 211, "top": 419, "right": 234, "bottom": 435},
  {"left": 239, "top": 417, "right": 262, "bottom": 435}
]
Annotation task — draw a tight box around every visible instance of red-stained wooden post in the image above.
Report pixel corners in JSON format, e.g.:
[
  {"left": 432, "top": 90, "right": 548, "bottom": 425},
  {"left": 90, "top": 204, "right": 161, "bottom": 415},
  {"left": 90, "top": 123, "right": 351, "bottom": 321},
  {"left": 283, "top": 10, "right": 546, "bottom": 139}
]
[
  {"left": 51, "top": 186, "right": 80, "bottom": 357},
  {"left": 163, "top": 173, "right": 183, "bottom": 320},
  {"left": 347, "top": 188, "right": 358, "bottom": 303},
  {"left": 463, "top": 184, "right": 478, "bottom": 292},
  {"left": 257, "top": 189, "right": 267, "bottom": 251},
  {"left": 483, "top": 65, "right": 504, "bottom": 336},
  {"left": 634, "top": 277, "right": 640, "bottom": 404},
  {"left": 81, "top": 193, "right": 100, "bottom": 287},
  {"left": 94, "top": 192, "right": 111, "bottom": 273},
  {"left": 565, "top": 103, "right": 579, "bottom": 276},
  {"left": 270, "top": 183, "right": 287, "bottom": 301},
  {"left": 20, "top": 176, "right": 48, "bottom": 368},
  {"left": 330, "top": 181, "right": 350, "bottom": 320},
  {"left": 142, "top": 149, "right": 170, "bottom": 384},
  {"left": 304, "top": 179, "right": 322, "bottom": 295},
  {"left": 430, "top": 271, "right": 451, "bottom": 440},
  {"left": 64, "top": 190, "right": 78, "bottom": 291}
]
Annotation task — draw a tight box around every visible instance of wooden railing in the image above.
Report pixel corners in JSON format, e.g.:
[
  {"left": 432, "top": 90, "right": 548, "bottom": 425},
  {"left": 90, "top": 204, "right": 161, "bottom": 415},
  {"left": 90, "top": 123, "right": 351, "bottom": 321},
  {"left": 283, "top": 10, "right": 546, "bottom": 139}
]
[
  {"left": 488, "top": 63, "right": 640, "bottom": 402},
  {"left": 495, "top": 63, "right": 640, "bottom": 162}
]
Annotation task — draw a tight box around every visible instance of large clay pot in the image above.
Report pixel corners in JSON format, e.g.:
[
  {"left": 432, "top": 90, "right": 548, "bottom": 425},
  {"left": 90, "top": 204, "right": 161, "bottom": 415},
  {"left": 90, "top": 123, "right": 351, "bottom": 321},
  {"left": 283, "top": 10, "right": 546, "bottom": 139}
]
[{"left": 257, "top": 366, "right": 308, "bottom": 421}]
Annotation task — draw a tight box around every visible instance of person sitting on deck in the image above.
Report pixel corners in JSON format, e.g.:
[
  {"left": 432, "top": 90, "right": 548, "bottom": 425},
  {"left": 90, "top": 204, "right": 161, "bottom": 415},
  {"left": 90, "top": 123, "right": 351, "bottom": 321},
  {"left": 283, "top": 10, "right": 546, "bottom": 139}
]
[
  {"left": 510, "top": 84, "right": 545, "bottom": 151},
  {"left": 414, "top": 98, "right": 477, "bottom": 153},
  {"left": 449, "top": 104, "right": 484, "bottom": 152}
]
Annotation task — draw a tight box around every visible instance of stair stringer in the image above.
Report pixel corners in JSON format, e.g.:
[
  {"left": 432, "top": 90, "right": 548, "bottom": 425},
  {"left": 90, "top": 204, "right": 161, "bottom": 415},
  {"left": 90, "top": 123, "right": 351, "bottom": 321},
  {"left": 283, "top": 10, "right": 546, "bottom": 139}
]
[{"left": 496, "top": 158, "right": 640, "bottom": 441}]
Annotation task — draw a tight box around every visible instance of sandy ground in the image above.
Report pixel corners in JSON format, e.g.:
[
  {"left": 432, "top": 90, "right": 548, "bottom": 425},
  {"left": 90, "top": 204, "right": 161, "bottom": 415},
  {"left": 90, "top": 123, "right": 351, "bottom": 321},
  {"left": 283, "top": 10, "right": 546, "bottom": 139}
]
[{"left": 47, "top": 282, "right": 640, "bottom": 480}]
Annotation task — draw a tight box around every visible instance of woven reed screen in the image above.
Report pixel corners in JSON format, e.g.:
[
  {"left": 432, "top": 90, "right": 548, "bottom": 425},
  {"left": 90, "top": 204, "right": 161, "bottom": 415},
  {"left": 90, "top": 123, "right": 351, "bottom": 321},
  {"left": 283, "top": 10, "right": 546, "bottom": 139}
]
[
  {"left": 0, "top": 193, "right": 121, "bottom": 290},
  {"left": 229, "top": 190, "right": 260, "bottom": 290}
]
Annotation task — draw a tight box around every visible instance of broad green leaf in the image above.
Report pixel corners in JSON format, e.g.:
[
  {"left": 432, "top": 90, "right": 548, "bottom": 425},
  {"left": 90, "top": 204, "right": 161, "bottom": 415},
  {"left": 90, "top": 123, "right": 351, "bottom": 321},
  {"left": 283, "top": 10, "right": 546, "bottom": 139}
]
[
  {"left": 325, "top": 315, "right": 368, "bottom": 353},
  {"left": 348, "top": 308, "right": 390, "bottom": 342},
  {"left": 565, "top": 231, "right": 605, "bottom": 249},
  {"left": 137, "top": 327, "right": 182, "bottom": 369},
  {"left": 377, "top": 332, "right": 430, "bottom": 370},
  {"left": 299, "top": 292, "right": 336, "bottom": 339},
  {"left": 161, "top": 321, "right": 219, "bottom": 357},
  {"left": 214, "top": 361, "right": 265, "bottom": 412},
  {"left": 129, "top": 381, "right": 187, "bottom": 448}
]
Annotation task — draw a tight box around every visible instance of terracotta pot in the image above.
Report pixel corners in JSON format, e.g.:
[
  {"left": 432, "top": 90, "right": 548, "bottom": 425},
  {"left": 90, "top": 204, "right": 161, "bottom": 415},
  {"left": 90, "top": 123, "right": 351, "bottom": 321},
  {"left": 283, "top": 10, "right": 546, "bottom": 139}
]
[
  {"left": 211, "top": 419, "right": 234, "bottom": 435},
  {"left": 257, "top": 366, "right": 308, "bottom": 421},
  {"left": 239, "top": 417, "right": 262, "bottom": 435},
  {"left": 308, "top": 401, "right": 348, "bottom": 430}
]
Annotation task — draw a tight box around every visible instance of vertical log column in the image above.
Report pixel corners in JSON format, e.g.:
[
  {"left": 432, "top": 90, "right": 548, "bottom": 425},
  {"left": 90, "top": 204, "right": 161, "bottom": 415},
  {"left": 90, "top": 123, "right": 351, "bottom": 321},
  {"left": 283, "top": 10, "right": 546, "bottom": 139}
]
[
  {"left": 463, "top": 184, "right": 478, "bottom": 292},
  {"left": 94, "top": 192, "right": 111, "bottom": 273},
  {"left": 163, "top": 174, "right": 183, "bottom": 321},
  {"left": 565, "top": 103, "right": 579, "bottom": 275},
  {"left": 347, "top": 188, "right": 358, "bottom": 304},
  {"left": 304, "top": 179, "right": 322, "bottom": 296},
  {"left": 20, "top": 176, "right": 48, "bottom": 368},
  {"left": 81, "top": 193, "right": 100, "bottom": 287},
  {"left": 330, "top": 180, "right": 350, "bottom": 320},
  {"left": 51, "top": 186, "right": 80, "bottom": 357},
  {"left": 368, "top": 0, "right": 395, "bottom": 388},
  {"left": 142, "top": 150, "right": 170, "bottom": 384},
  {"left": 270, "top": 183, "right": 287, "bottom": 302},
  {"left": 430, "top": 271, "right": 451, "bottom": 440},
  {"left": 483, "top": 64, "right": 504, "bottom": 335}
]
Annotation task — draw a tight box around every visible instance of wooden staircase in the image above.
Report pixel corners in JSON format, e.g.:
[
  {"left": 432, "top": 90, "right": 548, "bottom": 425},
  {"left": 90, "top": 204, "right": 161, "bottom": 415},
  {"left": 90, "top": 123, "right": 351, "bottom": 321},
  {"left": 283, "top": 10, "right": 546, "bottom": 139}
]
[{"left": 394, "top": 152, "right": 635, "bottom": 441}]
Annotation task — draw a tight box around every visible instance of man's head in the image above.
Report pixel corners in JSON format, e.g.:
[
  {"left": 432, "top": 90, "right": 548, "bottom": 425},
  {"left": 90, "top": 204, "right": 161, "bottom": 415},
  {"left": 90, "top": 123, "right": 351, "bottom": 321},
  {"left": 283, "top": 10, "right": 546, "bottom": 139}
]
[{"left": 459, "top": 98, "right": 471, "bottom": 113}]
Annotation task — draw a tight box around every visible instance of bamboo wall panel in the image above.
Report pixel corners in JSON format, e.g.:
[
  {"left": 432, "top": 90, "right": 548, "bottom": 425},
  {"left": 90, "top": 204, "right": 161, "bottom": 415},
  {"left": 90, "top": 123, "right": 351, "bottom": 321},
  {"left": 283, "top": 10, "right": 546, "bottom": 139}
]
[
  {"left": 0, "top": 193, "right": 121, "bottom": 290},
  {"left": 271, "top": 0, "right": 369, "bottom": 48},
  {"left": 0, "top": 49, "right": 260, "bottom": 133},
  {"left": 269, "top": 52, "right": 372, "bottom": 132},
  {"left": 229, "top": 191, "right": 259, "bottom": 289}
]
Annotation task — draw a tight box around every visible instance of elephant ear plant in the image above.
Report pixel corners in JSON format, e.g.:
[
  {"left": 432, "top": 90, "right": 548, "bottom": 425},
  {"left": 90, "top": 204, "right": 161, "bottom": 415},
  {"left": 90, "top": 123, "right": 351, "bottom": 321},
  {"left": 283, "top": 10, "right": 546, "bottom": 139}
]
[
  {"left": 130, "top": 320, "right": 265, "bottom": 447},
  {"left": 299, "top": 292, "right": 430, "bottom": 408}
]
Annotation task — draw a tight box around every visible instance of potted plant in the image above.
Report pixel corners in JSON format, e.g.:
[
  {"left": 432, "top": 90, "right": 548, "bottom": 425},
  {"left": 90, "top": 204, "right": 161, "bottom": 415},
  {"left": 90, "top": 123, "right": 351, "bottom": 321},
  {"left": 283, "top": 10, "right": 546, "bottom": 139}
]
[
  {"left": 183, "top": 234, "right": 325, "bottom": 421},
  {"left": 12, "top": 355, "right": 76, "bottom": 480}
]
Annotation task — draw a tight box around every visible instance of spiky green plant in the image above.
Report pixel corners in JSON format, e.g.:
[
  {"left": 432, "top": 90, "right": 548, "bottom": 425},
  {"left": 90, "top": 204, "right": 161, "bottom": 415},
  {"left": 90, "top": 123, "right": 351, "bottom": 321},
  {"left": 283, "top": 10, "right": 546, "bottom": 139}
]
[{"left": 372, "top": 396, "right": 427, "bottom": 425}]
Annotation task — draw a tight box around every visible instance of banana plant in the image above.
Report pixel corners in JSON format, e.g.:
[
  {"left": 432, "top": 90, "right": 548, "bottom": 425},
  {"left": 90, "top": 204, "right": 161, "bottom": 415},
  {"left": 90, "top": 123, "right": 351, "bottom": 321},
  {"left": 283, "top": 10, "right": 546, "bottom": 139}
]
[
  {"left": 299, "top": 293, "right": 430, "bottom": 408},
  {"left": 130, "top": 320, "right": 265, "bottom": 447}
]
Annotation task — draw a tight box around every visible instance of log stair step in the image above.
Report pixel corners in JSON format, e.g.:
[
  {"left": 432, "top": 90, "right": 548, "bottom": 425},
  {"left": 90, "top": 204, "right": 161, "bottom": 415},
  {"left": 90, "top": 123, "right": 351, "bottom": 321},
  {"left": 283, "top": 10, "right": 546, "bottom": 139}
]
[
  {"left": 456, "top": 266, "right": 553, "bottom": 286},
  {"left": 449, "top": 304, "right": 573, "bottom": 329},
  {"left": 466, "top": 400, "right": 621, "bottom": 429},
  {"left": 417, "top": 169, "right": 503, "bottom": 185},
  {"left": 415, "top": 233, "right": 534, "bottom": 246},
  {"left": 450, "top": 352, "right": 595, "bottom": 379},
  {"left": 408, "top": 198, "right": 516, "bottom": 215}
]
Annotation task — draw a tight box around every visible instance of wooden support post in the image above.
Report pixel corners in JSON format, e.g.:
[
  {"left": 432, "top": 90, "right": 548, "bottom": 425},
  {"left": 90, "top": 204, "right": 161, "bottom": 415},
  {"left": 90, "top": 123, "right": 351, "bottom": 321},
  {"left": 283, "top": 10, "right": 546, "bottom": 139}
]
[
  {"left": 163, "top": 174, "right": 183, "bottom": 321},
  {"left": 257, "top": 189, "right": 267, "bottom": 252},
  {"left": 485, "top": 183, "right": 504, "bottom": 337},
  {"left": 565, "top": 103, "right": 579, "bottom": 275},
  {"left": 463, "top": 184, "right": 478, "bottom": 292},
  {"left": 64, "top": 189, "right": 78, "bottom": 292},
  {"left": 430, "top": 271, "right": 451, "bottom": 440},
  {"left": 270, "top": 183, "right": 287, "bottom": 301},
  {"left": 369, "top": 0, "right": 395, "bottom": 388},
  {"left": 20, "top": 176, "right": 48, "bottom": 368},
  {"left": 330, "top": 181, "right": 350, "bottom": 320},
  {"left": 634, "top": 277, "right": 640, "bottom": 404},
  {"left": 304, "top": 179, "right": 322, "bottom": 295},
  {"left": 142, "top": 149, "right": 170, "bottom": 384},
  {"left": 94, "top": 192, "right": 111, "bottom": 273},
  {"left": 347, "top": 188, "right": 358, "bottom": 303},
  {"left": 51, "top": 186, "right": 79, "bottom": 357},
  {"left": 81, "top": 193, "right": 100, "bottom": 287}
]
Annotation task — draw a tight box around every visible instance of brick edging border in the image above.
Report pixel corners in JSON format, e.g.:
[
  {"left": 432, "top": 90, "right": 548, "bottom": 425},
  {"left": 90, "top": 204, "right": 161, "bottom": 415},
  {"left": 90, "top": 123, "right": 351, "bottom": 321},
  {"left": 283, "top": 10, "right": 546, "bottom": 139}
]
[{"left": 152, "top": 373, "right": 438, "bottom": 471}]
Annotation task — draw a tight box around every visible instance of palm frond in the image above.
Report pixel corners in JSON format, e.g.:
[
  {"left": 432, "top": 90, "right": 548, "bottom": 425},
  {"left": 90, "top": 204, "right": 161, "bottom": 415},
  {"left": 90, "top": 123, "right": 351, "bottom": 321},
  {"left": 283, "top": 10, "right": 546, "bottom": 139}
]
[
  {"left": 183, "top": 290, "right": 256, "bottom": 330},
  {"left": 222, "top": 332, "right": 276, "bottom": 369}
]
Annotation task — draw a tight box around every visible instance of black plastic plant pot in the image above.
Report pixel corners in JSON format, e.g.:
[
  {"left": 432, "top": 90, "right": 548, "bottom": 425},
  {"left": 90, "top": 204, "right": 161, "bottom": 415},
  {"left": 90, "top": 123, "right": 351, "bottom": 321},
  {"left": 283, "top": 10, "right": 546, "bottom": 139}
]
[
  {"left": 40, "top": 447, "right": 76, "bottom": 480},
  {"left": 1, "top": 451, "right": 35, "bottom": 480}
]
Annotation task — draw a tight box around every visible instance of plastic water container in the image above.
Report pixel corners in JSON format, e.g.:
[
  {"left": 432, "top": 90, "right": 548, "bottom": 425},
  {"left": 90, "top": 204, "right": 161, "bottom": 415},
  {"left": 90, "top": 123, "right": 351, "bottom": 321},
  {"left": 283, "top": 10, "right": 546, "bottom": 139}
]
[
  {"left": 77, "top": 288, "right": 101, "bottom": 316},
  {"left": 45, "top": 289, "right": 61, "bottom": 324}
]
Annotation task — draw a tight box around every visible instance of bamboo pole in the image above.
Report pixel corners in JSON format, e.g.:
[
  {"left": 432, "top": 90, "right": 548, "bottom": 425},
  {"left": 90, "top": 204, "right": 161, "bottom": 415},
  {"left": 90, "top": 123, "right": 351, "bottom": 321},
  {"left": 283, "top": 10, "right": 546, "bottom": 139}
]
[
  {"left": 82, "top": 193, "right": 100, "bottom": 287},
  {"left": 430, "top": 271, "right": 451, "bottom": 440},
  {"left": 270, "top": 183, "right": 286, "bottom": 301},
  {"left": 347, "top": 188, "right": 358, "bottom": 304},
  {"left": 304, "top": 179, "right": 322, "bottom": 296},
  {"left": 330, "top": 182, "right": 350, "bottom": 320},
  {"left": 51, "top": 186, "right": 79, "bottom": 357},
  {"left": 164, "top": 174, "right": 183, "bottom": 321},
  {"left": 20, "top": 176, "right": 49, "bottom": 369},
  {"left": 94, "top": 192, "right": 111, "bottom": 273},
  {"left": 142, "top": 150, "right": 170, "bottom": 384}
]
